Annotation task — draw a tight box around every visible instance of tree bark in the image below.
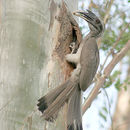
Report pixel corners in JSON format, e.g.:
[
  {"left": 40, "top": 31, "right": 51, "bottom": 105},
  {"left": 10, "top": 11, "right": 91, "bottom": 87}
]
[
  {"left": 112, "top": 65, "right": 130, "bottom": 130},
  {"left": 0, "top": 0, "right": 80, "bottom": 130}
]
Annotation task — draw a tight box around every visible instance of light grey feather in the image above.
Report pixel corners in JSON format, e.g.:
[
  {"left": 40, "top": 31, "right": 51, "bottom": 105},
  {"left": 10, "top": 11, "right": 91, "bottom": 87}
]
[{"left": 80, "top": 37, "right": 99, "bottom": 91}]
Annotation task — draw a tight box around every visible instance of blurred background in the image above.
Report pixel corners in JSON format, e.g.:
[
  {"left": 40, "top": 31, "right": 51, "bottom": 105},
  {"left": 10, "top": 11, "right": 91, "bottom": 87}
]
[{"left": 78, "top": 0, "right": 130, "bottom": 130}]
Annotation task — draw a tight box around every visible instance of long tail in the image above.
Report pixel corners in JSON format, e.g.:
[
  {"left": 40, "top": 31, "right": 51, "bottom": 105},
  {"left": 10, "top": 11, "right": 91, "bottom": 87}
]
[
  {"left": 37, "top": 79, "right": 70, "bottom": 113},
  {"left": 37, "top": 79, "right": 77, "bottom": 121},
  {"left": 67, "top": 85, "right": 82, "bottom": 130}
]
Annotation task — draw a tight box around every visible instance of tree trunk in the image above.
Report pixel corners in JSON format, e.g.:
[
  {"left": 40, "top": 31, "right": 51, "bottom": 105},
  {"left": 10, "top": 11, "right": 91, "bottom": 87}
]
[
  {"left": 112, "top": 65, "right": 130, "bottom": 130},
  {"left": 0, "top": 0, "right": 80, "bottom": 130}
]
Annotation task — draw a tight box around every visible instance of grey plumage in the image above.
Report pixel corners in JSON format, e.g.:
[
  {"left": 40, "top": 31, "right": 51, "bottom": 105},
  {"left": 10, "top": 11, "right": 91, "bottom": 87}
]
[
  {"left": 37, "top": 9, "right": 104, "bottom": 130},
  {"left": 67, "top": 85, "right": 82, "bottom": 130},
  {"left": 37, "top": 79, "right": 77, "bottom": 121},
  {"left": 80, "top": 37, "right": 99, "bottom": 91}
]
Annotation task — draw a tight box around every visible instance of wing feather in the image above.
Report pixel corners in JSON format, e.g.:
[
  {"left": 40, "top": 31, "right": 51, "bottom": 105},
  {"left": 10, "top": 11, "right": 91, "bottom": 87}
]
[{"left": 79, "top": 38, "right": 99, "bottom": 91}]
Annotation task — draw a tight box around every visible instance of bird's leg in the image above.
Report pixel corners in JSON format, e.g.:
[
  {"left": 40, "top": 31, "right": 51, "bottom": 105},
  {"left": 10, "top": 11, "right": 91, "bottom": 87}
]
[{"left": 69, "top": 42, "right": 77, "bottom": 54}]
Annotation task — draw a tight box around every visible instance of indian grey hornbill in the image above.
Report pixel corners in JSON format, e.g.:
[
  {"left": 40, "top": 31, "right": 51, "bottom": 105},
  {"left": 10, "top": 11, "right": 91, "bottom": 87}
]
[{"left": 37, "top": 10, "right": 104, "bottom": 130}]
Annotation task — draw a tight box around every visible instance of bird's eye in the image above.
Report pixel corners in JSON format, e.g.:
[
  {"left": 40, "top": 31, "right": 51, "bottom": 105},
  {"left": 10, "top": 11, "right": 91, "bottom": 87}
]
[{"left": 96, "top": 19, "right": 100, "bottom": 24}]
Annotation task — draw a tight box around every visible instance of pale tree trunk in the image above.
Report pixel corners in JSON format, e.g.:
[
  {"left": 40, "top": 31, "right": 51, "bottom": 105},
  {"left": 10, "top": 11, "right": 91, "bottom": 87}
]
[
  {"left": 0, "top": 0, "right": 80, "bottom": 130},
  {"left": 112, "top": 64, "right": 130, "bottom": 130}
]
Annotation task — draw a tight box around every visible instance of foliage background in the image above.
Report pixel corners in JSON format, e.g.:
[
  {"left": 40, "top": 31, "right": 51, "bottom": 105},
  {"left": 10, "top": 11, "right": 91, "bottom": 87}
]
[{"left": 79, "top": 0, "right": 130, "bottom": 130}]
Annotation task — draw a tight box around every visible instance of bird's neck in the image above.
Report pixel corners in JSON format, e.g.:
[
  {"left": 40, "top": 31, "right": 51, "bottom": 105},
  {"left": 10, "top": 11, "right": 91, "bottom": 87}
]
[
  {"left": 90, "top": 30, "right": 101, "bottom": 38},
  {"left": 84, "top": 31, "right": 98, "bottom": 41},
  {"left": 88, "top": 24, "right": 101, "bottom": 38},
  {"left": 84, "top": 33, "right": 91, "bottom": 41}
]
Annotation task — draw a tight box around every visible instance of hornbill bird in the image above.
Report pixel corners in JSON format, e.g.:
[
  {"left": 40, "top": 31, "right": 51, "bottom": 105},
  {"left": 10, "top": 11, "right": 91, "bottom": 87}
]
[{"left": 37, "top": 10, "right": 104, "bottom": 130}]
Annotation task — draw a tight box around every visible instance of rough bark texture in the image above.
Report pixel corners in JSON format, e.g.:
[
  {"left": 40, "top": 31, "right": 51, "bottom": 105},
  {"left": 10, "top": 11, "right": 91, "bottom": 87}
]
[{"left": 0, "top": 0, "right": 81, "bottom": 130}]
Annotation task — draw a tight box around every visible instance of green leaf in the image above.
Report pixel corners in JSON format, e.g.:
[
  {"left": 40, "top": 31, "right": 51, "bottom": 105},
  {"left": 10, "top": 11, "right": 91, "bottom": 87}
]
[
  {"left": 104, "top": 77, "right": 113, "bottom": 88},
  {"left": 99, "top": 112, "right": 107, "bottom": 121},
  {"left": 124, "top": 79, "right": 129, "bottom": 83},
  {"left": 103, "top": 107, "right": 108, "bottom": 113},
  {"left": 124, "top": 86, "right": 127, "bottom": 91},
  {"left": 115, "top": 79, "right": 122, "bottom": 91},
  {"left": 112, "top": 71, "right": 121, "bottom": 78},
  {"left": 128, "top": 81, "right": 130, "bottom": 85}
]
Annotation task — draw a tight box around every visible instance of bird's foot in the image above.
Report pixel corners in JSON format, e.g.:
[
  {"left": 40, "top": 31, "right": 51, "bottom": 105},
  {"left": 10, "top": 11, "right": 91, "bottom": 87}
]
[{"left": 69, "top": 42, "right": 76, "bottom": 54}]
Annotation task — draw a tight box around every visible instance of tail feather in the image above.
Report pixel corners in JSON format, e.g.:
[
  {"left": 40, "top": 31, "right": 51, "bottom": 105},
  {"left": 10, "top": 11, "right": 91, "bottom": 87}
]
[
  {"left": 37, "top": 79, "right": 78, "bottom": 121},
  {"left": 37, "top": 79, "right": 70, "bottom": 113},
  {"left": 67, "top": 124, "right": 83, "bottom": 130},
  {"left": 43, "top": 80, "right": 77, "bottom": 121},
  {"left": 67, "top": 85, "right": 82, "bottom": 130},
  {"left": 37, "top": 78, "right": 82, "bottom": 128},
  {"left": 37, "top": 98, "right": 47, "bottom": 113}
]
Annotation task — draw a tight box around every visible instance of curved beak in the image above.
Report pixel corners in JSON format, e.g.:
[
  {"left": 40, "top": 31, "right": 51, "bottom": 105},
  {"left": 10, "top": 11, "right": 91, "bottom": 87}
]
[{"left": 73, "top": 10, "right": 94, "bottom": 24}]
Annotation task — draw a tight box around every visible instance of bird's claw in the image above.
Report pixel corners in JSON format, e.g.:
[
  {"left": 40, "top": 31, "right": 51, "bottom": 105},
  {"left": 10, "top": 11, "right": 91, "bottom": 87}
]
[{"left": 69, "top": 42, "right": 76, "bottom": 54}]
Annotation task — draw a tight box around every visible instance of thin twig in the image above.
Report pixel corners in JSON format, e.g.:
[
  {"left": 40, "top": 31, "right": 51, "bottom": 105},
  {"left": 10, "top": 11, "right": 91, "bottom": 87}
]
[
  {"left": 102, "top": 88, "right": 114, "bottom": 130},
  {"left": 98, "top": 0, "right": 115, "bottom": 46},
  {"left": 103, "top": 0, "right": 114, "bottom": 24},
  {"left": 112, "top": 23, "right": 130, "bottom": 49},
  {"left": 99, "top": 23, "right": 130, "bottom": 73},
  {"left": 82, "top": 40, "right": 130, "bottom": 114}
]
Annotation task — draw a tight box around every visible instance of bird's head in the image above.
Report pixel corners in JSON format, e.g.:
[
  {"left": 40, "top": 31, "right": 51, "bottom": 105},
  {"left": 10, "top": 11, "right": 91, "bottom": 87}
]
[{"left": 73, "top": 10, "right": 104, "bottom": 37}]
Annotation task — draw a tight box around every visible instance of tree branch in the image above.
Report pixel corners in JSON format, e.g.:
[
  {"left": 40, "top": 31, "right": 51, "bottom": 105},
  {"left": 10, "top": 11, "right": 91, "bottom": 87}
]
[
  {"left": 103, "top": 0, "right": 114, "bottom": 24},
  {"left": 98, "top": 0, "right": 115, "bottom": 46},
  {"left": 82, "top": 40, "right": 130, "bottom": 114},
  {"left": 99, "top": 23, "right": 130, "bottom": 73}
]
